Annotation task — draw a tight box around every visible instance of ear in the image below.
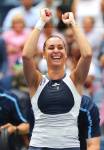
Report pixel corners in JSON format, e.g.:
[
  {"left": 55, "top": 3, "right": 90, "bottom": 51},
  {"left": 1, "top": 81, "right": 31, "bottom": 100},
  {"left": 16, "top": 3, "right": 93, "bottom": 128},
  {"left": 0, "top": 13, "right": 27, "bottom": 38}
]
[
  {"left": 43, "top": 52, "right": 46, "bottom": 59},
  {"left": 65, "top": 53, "right": 67, "bottom": 60}
]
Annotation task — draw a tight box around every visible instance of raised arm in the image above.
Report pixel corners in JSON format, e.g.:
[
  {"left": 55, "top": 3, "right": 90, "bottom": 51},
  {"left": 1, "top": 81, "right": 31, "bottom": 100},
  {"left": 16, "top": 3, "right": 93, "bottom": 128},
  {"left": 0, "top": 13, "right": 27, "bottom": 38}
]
[
  {"left": 62, "top": 13, "right": 92, "bottom": 89},
  {"left": 22, "top": 8, "right": 52, "bottom": 96},
  {"left": 71, "top": 0, "right": 79, "bottom": 16}
]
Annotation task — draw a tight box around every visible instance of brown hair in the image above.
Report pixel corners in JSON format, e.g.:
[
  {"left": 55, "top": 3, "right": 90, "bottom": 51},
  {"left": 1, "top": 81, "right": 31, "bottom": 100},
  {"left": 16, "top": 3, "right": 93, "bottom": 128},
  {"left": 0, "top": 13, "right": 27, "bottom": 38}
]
[{"left": 43, "top": 35, "right": 66, "bottom": 51}]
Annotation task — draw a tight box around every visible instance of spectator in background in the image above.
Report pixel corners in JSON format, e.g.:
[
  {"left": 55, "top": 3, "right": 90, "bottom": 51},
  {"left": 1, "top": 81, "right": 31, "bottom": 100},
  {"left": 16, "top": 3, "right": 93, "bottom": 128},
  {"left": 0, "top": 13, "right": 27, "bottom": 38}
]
[
  {"left": 93, "top": 0, "right": 104, "bottom": 29},
  {"left": 2, "top": 0, "right": 39, "bottom": 31},
  {"left": 33, "top": 0, "right": 61, "bottom": 26},
  {"left": 93, "top": 53, "right": 104, "bottom": 108},
  {"left": 2, "top": 14, "right": 31, "bottom": 75},
  {"left": 100, "top": 0, "right": 104, "bottom": 24},
  {"left": 62, "top": 0, "right": 78, "bottom": 16},
  {"left": 76, "top": 0, "right": 100, "bottom": 28},
  {"left": 0, "top": 87, "right": 30, "bottom": 150},
  {"left": 82, "top": 16, "right": 103, "bottom": 60},
  {"left": 99, "top": 99, "right": 104, "bottom": 150},
  {"left": 0, "top": 37, "right": 12, "bottom": 90},
  {"left": 0, "top": 37, "right": 8, "bottom": 78},
  {"left": 56, "top": 4, "right": 69, "bottom": 33},
  {"left": 100, "top": 99, "right": 104, "bottom": 127},
  {"left": 79, "top": 95, "right": 100, "bottom": 150}
]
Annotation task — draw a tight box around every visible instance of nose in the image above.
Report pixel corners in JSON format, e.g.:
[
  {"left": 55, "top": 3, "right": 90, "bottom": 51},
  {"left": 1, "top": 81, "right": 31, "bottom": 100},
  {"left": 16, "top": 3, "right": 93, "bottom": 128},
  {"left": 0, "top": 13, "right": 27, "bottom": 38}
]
[{"left": 54, "top": 47, "right": 59, "bottom": 53}]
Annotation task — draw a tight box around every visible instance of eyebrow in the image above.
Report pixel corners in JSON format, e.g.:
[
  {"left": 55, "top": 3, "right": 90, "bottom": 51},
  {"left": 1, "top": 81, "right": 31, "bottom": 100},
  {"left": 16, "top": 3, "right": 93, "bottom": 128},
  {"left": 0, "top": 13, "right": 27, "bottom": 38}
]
[{"left": 48, "top": 43, "right": 64, "bottom": 46}]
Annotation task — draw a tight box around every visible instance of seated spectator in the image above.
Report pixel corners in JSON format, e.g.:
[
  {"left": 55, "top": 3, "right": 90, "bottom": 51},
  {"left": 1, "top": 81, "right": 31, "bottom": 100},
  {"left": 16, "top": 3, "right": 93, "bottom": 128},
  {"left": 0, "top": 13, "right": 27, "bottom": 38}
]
[
  {"left": 2, "top": 14, "right": 31, "bottom": 75},
  {"left": 0, "top": 37, "right": 8, "bottom": 78},
  {"left": 0, "top": 37, "right": 12, "bottom": 90},
  {"left": 79, "top": 95, "right": 100, "bottom": 150},
  {"left": 82, "top": 16, "right": 103, "bottom": 59},
  {"left": 76, "top": 0, "right": 100, "bottom": 28},
  {"left": 0, "top": 87, "right": 30, "bottom": 150},
  {"left": 2, "top": 0, "right": 39, "bottom": 31}
]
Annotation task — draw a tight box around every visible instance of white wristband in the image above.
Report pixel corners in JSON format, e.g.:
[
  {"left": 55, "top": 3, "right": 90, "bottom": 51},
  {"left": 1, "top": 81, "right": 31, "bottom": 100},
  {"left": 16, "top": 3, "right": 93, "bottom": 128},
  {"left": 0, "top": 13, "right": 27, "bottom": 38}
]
[{"left": 35, "top": 19, "right": 45, "bottom": 31}]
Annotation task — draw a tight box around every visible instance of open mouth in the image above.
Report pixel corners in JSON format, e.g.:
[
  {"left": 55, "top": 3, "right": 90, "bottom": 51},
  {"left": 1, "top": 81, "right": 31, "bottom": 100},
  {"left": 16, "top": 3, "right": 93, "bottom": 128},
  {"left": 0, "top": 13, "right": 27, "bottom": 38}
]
[{"left": 51, "top": 55, "right": 61, "bottom": 61}]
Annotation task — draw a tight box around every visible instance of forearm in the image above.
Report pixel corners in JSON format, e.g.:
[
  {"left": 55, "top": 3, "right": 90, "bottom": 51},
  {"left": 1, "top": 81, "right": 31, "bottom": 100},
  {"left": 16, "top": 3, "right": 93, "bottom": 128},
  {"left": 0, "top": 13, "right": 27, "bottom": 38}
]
[
  {"left": 22, "top": 28, "right": 41, "bottom": 59},
  {"left": 16, "top": 123, "right": 30, "bottom": 135},
  {"left": 72, "top": 24, "right": 92, "bottom": 58},
  {"left": 22, "top": 10, "right": 48, "bottom": 60},
  {"left": 71, "top": 0, "right": 79, "bottom": 16},
  {"left": 0, "top": 123, "right": 29, "bottom": 135}
]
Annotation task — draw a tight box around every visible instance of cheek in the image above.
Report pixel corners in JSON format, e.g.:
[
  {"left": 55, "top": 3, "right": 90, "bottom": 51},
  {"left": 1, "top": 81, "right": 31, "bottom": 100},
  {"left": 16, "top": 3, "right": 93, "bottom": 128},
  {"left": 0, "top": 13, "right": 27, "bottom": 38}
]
[
  {"left": 43, "top": 52, "right": 50, "bottom": 60},
  {"left": 64, "top": 52, "right": 67, "bottom": 60}
]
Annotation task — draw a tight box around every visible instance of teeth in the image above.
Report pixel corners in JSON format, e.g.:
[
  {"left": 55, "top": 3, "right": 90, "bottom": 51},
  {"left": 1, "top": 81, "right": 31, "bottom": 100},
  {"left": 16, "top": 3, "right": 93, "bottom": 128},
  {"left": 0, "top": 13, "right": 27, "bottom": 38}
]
[
  {"left": 53, "top": 57, "right": 60, "bottom": 59},
  {"left": 52, "top": 56, "right": 60, "bottom": 59}
]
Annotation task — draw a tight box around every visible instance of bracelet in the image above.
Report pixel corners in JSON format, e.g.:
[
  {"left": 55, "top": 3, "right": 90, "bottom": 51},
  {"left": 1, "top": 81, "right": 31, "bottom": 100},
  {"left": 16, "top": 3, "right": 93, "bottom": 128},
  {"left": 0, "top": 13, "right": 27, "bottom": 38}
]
[{"left": 35, "top": 19, "right": 45, "bottom": 31}]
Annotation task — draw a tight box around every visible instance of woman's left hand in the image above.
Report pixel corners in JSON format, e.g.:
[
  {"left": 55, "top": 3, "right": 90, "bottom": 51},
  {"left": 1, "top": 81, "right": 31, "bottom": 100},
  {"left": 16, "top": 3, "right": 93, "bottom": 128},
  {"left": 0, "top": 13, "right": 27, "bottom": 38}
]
[{"left": 62, "top": 12, "right": 76, "bottom": 26}]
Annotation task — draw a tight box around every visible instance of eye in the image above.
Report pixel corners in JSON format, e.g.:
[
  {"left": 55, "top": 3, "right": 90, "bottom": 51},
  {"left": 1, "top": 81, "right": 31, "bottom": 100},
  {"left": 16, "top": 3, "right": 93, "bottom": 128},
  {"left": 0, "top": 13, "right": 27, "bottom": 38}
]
[
  {"left": 58, "top": 45, "right": 64, "bottom": 50},
  {"left": 48, "top": 46, "right": 54, "bottom": 50}
]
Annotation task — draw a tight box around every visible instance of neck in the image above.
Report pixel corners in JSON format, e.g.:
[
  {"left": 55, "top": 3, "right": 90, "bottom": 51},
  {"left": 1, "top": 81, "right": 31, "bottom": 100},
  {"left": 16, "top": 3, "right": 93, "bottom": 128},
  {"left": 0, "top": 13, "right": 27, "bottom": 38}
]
[{"left": 48, "top": 68, "right": 65, "bottom": 80}]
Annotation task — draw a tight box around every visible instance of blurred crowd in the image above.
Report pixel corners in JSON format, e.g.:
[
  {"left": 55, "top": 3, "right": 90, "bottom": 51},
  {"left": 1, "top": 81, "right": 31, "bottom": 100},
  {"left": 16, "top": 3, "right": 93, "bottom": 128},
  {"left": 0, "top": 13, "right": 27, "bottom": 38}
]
[{"left": 0, "top": 0, "right": 104, "bottom": 149}]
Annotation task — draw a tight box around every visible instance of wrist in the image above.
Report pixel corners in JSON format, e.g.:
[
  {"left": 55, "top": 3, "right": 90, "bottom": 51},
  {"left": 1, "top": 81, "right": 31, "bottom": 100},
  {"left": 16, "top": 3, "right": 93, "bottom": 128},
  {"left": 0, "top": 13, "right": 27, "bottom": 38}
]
[
  {"left": 68, "top": 21, "right": 77, "bottom": 28},
  {"left": 35, "top": 19, "right": 45, "bottom": 31}
]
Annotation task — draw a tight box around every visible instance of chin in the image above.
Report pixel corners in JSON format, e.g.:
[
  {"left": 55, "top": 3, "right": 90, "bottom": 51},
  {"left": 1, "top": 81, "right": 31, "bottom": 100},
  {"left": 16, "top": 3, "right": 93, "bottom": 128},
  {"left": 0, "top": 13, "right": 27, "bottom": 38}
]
[{"left": 52, "top": 63, "right": 63, "bottom": 68}]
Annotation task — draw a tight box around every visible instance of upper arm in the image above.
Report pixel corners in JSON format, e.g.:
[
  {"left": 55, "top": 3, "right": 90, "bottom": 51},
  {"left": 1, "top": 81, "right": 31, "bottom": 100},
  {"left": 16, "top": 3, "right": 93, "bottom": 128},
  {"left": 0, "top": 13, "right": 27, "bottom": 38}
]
[
  {"left": 22, "top": 56, "right": 42, "bottom": 93},
  {"left": 71, "top": 56, "right": 91, "bottom": 85}
]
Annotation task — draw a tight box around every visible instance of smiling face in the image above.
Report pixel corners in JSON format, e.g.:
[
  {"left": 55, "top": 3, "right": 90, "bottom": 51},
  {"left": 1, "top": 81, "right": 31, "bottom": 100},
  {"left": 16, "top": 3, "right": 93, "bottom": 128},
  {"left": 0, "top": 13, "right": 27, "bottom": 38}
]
[{"left": 43, "top": 36, "right": 67, "bottom": 69}]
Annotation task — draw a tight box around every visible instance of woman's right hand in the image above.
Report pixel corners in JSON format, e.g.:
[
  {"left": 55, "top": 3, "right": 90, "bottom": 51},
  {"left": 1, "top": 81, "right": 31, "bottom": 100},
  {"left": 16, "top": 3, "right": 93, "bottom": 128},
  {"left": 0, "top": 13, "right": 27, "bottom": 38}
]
[{"left": 40, "top": 8, "right": 52, "bottom": 23}]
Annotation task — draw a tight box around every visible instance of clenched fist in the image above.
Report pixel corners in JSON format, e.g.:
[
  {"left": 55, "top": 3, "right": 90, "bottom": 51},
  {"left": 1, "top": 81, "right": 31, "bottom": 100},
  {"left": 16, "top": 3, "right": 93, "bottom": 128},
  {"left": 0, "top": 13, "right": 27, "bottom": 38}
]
[
  {"left": 62, "top": 12, "right": 76, "bottom": 26},
  {"left": 40, "top": 8, "right": 52, "bottom": 23}
]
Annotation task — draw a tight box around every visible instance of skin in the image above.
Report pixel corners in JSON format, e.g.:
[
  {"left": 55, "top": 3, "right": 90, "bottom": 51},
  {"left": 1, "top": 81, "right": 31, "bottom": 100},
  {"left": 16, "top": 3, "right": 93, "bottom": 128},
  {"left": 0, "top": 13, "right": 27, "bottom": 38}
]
[
  {"left": 43, "top": 37, "right": 67, "bottom": 74},
  {"left": 22, "top": 8, "right": 93, "bottom": 149},
  {"left": 65, "top": 27, "right": 100, "bottom": 150},
  {"left": 0, "top": 123, "right": 29, "bottom": 135},
  {"left": 22, "top": 8, "right": 92, "bottom": 98}
]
